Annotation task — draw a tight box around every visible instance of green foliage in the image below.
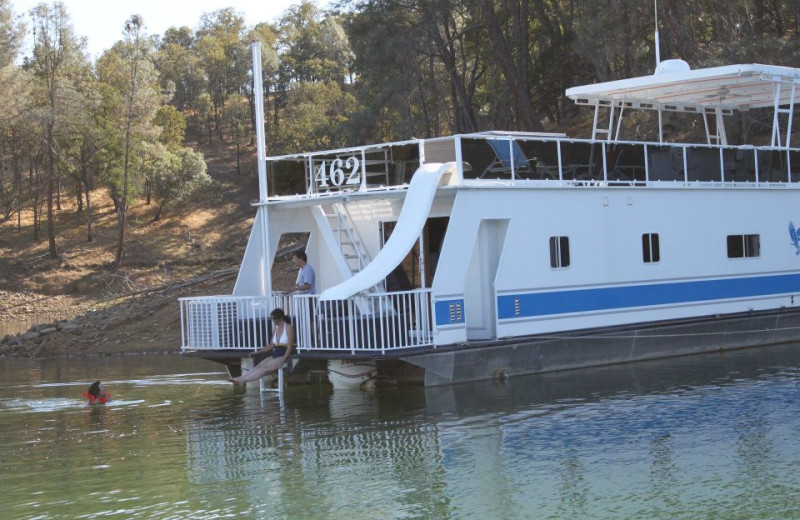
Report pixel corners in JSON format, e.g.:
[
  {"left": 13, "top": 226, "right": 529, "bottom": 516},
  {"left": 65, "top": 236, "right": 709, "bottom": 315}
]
[
  {"left": 0, "top": 0, "right": 23, "bottom": 68},
  {"left": 150, "top": 145, "right": 217, "bottom": 220},
  {"left": 153, "top": 105, "right": 187, "bottom": 149},
  {"left": 273, "top": 81, "right": 357, "bottom": 153}
]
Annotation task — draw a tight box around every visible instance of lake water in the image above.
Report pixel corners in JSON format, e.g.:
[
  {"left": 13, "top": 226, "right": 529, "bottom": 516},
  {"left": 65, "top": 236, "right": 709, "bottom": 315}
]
[{"left": 1, "top": 346, "right": 799, "bottom": 519}]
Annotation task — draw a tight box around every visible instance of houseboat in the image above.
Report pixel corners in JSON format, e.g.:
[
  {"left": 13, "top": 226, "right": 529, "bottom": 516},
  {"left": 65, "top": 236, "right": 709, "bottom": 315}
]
[{"left": 179, "top": 46, "right": 800, "bottom": 388}]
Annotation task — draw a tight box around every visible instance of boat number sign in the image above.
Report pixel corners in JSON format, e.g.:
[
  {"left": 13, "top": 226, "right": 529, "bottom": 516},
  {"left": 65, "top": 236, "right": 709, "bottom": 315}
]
[{"left": 315, "top": 156, "right": 361, "bottom": 189}]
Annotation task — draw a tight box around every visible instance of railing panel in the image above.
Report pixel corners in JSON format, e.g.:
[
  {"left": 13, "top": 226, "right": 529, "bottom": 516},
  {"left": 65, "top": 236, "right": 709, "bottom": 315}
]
[
  {"left": 292, "top": 289, "right": 433, "bottom": 353},
  {"left": 265, "top": 133, "right": 800, "bottom": 196},
  {"left": 180, "top": 294, "right": 289, "bottom": 351}
]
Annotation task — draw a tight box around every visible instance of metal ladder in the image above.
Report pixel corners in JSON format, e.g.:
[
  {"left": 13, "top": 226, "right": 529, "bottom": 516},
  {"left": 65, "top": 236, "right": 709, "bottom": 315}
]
[
  {"left": 703, "top": 107, "right": 728, "bottom": 145},
  {"left": 323, "top": 202, "right": 372, "bottom": 277},
  {"left": 319, "top": 202, "right": 392, "bottom": 318}
]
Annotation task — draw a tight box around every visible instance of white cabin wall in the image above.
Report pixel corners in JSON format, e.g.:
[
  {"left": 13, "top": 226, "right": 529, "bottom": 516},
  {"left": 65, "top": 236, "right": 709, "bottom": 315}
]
[
  {"left": 430, "top": 187, "right": 800, "bottom": 341},
  {"left": 232, "top": 208, "right": 267, "bottom": 297},
  {"left": 233, "top": 206, "right": 321, "bottom": 297}
]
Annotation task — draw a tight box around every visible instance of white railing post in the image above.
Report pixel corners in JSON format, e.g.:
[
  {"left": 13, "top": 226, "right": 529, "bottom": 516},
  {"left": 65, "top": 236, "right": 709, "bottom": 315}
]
[{"left": 179, "top": 300, "right": 186, "bottom": 349}]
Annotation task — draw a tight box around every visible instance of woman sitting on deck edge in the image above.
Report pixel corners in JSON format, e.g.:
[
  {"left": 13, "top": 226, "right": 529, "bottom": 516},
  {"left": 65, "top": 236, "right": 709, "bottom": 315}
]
[{"left": 228, "top": 308, "right": 295, "bottom": 386}]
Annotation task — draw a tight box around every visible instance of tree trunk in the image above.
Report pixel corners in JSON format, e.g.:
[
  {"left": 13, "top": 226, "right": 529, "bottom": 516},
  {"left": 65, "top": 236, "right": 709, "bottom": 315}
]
[
  {"left": 46, "top": 122, "right": 58, "bottom": 258},
  {"left": 479, "top": 0, "right": 544, "bottom": 131},
  {"left": 425, "top": 11, "right": 478, "bottom": 133},
  {"left": 15, "top": 149, "right": 21, "bottom": 232},
  {"left": 153, "top": 202, "right": 165, "bottom": 222},
  {"left": 81, "top": 167, "right": 94, "bottom": 242},
  {"left": 236, "top": 143, "right": 241, "bottom": 175},
  {"left": 55, "top": 165, "right": 61, "bottom": 211},
  {"left": 75, "top": 178, "right": 83, "bottom": 218},
  {"left": 115, "top": 53, "right": 138, "bottom": 270},
  {"left": 31, "top": 161, "right": 39, "bottom": 242}
]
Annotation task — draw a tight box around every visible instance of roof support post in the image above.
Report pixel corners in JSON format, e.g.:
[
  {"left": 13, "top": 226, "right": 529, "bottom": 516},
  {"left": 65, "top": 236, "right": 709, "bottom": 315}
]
[
  {"left": 786, "top": 83, "right": 796, "bottom": 149},
  {"left": 770, "top": 81, "right": 797, "bottom": 149}
]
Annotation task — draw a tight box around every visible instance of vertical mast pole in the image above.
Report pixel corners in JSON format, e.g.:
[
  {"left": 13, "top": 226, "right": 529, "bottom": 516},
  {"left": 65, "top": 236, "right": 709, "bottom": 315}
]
[
  {"left": 252, "top": 42, "right": 272, "bottom": 300},
  {"left": 654, "top": 0, "right": 661, "bottom": 68},
  {"left": 252, "top": 42, "right": 268, "bottom": 203}
]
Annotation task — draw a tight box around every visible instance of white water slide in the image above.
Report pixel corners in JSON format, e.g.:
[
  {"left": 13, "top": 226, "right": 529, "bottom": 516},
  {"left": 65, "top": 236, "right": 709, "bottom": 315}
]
[{"left": 320, "top": 162, "right": 454, "bottom": 301}]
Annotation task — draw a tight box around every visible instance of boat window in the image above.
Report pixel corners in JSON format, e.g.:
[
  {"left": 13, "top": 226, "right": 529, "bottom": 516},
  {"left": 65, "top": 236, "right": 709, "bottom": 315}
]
[
  {"left": 727, "top": 234, "right": 760, "bottom": 258},
  {"left": 757, "top": 150, "right": 789, "bottom": 182},
  {"left": 390, "top": 143, "right": 421, "bottom": 185},
  {"left": 791, "top": 150, "right": 800, "bottom": 182},
  {"left": 268, "top": 159, "right": 307, "bottom": 196},
  {"left": 560, "top": 142, "right": 601, "bottom": 180},
  {"left": 549, "top": 236, "right": 570, "bottom": 268},
  {"left": 459, "top": 138, "right": 499, "bottom": 179},
  {"left": 647, "top": 145, "right": 685, "bottom": 181},
  {"left": 516, "top": 140, "right": 559, "bottom": 179},
  {"left": 686, "top": 147, "right": 722, "bottom": 182},
  {"left": 607, "top": 144, "right": 646, "bottom": 184},
  {"left": 642, "top": 233, "right": 660, "bottom": 263},
  {"left": 723, "top": 148, "right": 756, "bottom": 182}
]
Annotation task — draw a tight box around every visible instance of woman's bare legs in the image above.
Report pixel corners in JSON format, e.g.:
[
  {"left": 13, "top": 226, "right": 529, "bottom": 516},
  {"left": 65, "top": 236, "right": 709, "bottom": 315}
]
[{"left": 229, "top": 356, "right": 285, "bottom": 385}]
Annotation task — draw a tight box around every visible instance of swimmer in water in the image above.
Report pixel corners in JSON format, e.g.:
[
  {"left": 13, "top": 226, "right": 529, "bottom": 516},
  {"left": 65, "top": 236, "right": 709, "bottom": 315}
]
[{"left": 83, "top": 381, "right": 111, "bottom": 404}]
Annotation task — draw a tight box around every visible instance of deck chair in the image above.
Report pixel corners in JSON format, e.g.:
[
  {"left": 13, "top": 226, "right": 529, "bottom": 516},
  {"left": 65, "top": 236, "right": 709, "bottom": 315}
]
[{"left": 480, "top": 140, "right": 535, "bottom": 178}]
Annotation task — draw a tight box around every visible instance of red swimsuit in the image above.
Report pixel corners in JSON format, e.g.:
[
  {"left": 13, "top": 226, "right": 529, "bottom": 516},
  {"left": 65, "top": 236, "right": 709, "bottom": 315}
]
[{"left": 83, "top": 391, "right": 111, "bottom": 404}]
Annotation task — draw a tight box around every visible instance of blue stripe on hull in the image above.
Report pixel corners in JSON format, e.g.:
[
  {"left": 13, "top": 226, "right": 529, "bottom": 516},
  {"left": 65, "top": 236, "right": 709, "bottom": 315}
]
[{"left": 497, "top": 273, "right": 800, "bottom": 320}]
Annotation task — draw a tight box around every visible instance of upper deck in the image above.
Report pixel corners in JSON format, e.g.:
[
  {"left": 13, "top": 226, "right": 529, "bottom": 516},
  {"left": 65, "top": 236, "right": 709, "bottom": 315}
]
[{"left": 261, "top": 132, "right": 800, "bottom": 202}]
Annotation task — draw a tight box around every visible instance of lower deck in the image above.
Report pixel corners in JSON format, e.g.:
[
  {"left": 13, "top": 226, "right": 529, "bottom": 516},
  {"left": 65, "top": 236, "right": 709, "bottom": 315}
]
[{"left": 182, "top": 306, "right": 800, "bottom": 386}]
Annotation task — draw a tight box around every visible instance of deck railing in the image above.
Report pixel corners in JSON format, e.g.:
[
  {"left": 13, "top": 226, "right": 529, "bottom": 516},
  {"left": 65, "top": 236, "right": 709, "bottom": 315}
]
[
  {"left": 179, "top": 289, "right": 434, "bottom": 354},
  {"left": 292, "top": 289, "right": 434, "bottom": 354},
  {"left": 179, "top": 294, "right": 289, "bottom": 351},
  {"left": 264, "top": 133, "right": 800, "bottom": 198}
]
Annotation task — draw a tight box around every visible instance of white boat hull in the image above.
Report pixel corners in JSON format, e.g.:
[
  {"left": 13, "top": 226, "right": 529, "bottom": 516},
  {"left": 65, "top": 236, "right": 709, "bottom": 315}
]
[{"left": 327, "top": 359, "right": 378, "bottom": 390}]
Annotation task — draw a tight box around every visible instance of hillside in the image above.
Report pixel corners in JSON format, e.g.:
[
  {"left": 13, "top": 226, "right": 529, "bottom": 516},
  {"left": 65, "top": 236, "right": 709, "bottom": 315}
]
[{"left": 0, "top": 141, "right": 282, "bottom": 358}]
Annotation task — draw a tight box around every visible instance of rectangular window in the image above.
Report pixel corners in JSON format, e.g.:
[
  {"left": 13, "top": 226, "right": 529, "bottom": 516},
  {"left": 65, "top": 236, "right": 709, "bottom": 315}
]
[
  {"left": 727, "top": 234, "right": 760, "bottom": 258},
  {"left": 642, "top": 233, "right": 660, "bottom": 263},
  {"left": 549, "top": 236, "right": 570, "bottom": 268}
]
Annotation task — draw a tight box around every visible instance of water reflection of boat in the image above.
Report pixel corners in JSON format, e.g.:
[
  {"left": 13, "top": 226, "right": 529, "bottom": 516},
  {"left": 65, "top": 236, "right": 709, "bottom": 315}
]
[
  {"left": 424, "top": 343, "right": 800, "bottom": 415},
  {"left": 183, "top": 345, "right": 800, "bottom": 517},
  {"left": 180, "top": 44, "right": 800, "bottom": 387}
]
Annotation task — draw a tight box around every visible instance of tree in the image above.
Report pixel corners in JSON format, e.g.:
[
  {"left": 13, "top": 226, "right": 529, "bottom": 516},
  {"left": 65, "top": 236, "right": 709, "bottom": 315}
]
[
  {"left": 274, "top": 81, "right": 356, "bottom": 153},
  {"left": 153, "top": 104, "right": 186, "bottom": 149},
  {"left": 155, "top": 26, "right": 203, "bottom": 109},
  {"left": 27, "top": 2, "right": 88, "bottom": 258},
  {"left": 0, "top": 0, "right": 25, "bottom": 227},
  {"left": 222, "top": 92, "right": 250, "bottom": 175},
  {"left": 150, "top": 145, "right": 214, "bottom": 221},
  {"left": 96, "top": 15, "right": 161, "bottom": 269},
  {"left": 195, "top": 8, "right": 249, "bottom": 141}
]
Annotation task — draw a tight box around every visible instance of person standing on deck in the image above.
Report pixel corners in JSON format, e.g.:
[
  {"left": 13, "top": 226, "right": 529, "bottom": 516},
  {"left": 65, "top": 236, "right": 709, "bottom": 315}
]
[
  {"left": 284, "top": 252, "right": 316, "bottom": 295},
  {"left": 283, "top": 251, "right": 316, "bottom": 346}
]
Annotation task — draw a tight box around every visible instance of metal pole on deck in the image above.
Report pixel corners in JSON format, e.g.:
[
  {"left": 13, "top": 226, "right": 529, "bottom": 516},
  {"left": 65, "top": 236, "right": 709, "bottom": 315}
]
[
  {"left": 252, "top": 42, "right": 273, "bottom": 301},
  {"left": 654, "top": 0, "right": 661, "bottom": 68},
  {"left": 253, "top": 43, "right": 282, "bottom": 397}
]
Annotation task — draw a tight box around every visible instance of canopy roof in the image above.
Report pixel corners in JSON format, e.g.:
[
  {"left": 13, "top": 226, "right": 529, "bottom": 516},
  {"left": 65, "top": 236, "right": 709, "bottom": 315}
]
[{"left": 566, "top": 63, "right": 800, "bottom": 112}]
